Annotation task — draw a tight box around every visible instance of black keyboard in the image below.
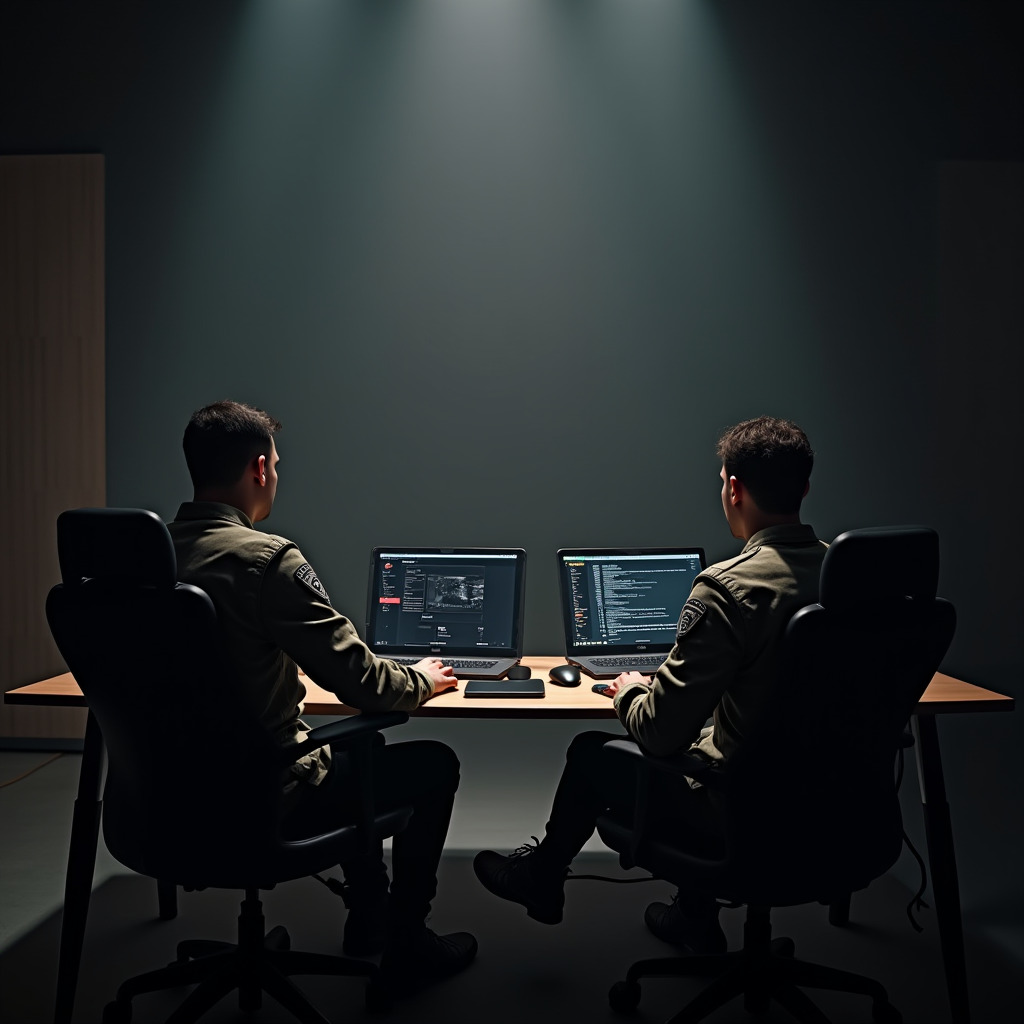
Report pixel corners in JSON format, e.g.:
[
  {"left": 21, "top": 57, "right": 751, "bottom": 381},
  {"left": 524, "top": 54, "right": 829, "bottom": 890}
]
[
  {"left": 389, "top": 657, "right": 499, "bottom": 670},
  {"left": 588, "top": 655, "right": 665, "bottom": 670}
]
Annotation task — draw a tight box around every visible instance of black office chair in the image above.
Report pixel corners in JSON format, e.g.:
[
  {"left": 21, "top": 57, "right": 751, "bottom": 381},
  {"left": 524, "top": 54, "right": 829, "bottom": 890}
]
[
  {"left": 46, "top": 508, "right": 413, "bottom": 1024},
  {"left": 597, "top": 526, "right": 956, "bottom": 1024}
]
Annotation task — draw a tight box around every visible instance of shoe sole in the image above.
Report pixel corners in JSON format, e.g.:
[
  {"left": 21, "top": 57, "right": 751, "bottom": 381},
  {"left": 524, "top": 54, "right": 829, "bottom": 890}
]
[
  {"left": 381, "top": 937, "right": 478, "bottom": 996},
  {"left": 474, "top": 869, "right": 563, "bottom": 925},
  {"left": 473, "top": 852, "right": 565, "bottom": 925}
]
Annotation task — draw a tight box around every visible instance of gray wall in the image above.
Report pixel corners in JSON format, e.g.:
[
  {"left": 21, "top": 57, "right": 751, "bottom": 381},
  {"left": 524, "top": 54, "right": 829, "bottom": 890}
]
[{"left": 3, "top": 0, "right": 1021, "bottom": 960}]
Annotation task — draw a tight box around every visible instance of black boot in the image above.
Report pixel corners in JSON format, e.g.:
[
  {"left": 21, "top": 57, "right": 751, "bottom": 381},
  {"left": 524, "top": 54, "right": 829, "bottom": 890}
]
[
  {"left": 473, "top": 837, "right": 568, "bottom": 925},
  {"left": 645, "top": 891, "right": 727, "bottom": 953},
  {"left": 380, "top": 921, "right": 478, "bottom": 996}
]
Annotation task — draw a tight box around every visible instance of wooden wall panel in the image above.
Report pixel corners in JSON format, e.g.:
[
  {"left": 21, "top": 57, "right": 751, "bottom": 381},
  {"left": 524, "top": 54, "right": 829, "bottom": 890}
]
[{"left": 0, "top": 154, "right": 104, "bottom": 739}]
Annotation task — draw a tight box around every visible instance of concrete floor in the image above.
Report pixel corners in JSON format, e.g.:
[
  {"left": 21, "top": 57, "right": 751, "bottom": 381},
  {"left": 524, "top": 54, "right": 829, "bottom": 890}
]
[{"left": 1, "top": 741, "right": 1021, "bottom": 1023}]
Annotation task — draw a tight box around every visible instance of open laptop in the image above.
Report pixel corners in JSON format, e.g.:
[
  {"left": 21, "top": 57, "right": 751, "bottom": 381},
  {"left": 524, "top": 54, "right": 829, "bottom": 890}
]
[
  {"left": 557, "top": 547, "right": 706, "bottom": 679},
  {"left": 365, "top": 547, "right": 527, "bottom": 679}
]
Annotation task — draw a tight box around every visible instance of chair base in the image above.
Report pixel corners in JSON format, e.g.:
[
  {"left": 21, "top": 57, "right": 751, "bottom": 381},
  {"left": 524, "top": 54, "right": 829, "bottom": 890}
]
[
  {"left": 609, "top": 906, "right": 901, "bottom": 1024},
  {"left": 101, "top": 891, "right": 389, "bottom": 1024}
]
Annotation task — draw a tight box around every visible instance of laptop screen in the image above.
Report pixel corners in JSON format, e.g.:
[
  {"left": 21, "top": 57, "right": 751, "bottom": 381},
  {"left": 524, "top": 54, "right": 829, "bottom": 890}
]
[
  {"left": 557, "top": 548, "right": 706, "bottom": 654},
  {"left": 366, "top": 548, "right": 526, "bottom": 657}
]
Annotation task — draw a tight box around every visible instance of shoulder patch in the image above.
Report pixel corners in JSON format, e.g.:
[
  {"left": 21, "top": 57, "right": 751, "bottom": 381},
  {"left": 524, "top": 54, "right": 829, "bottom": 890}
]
[
  {"left": 676, "top": 597, "right": 707, "bottom": 641},
  {"left": 295, "top": 563, "right": 331, "bottom": 606}
]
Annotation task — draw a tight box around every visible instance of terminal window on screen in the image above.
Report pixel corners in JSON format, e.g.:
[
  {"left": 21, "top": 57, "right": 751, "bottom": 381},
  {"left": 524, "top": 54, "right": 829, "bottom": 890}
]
[
  {"left": 566, "top": 556, "right": 702, "bottom": 647},
  {"left": 374, "top": 555, "right": 517, "bottom": 650}
]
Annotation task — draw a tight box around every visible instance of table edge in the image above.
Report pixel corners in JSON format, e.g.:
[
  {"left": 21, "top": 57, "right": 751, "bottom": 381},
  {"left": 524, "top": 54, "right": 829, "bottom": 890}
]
[{"left": 5, "top": 669, "right": 1016, "bottom": 717}]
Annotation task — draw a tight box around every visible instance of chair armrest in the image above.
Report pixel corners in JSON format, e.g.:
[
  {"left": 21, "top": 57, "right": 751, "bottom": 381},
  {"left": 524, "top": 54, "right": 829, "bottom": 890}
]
[
  {"left": 602, "top": 739, "right": 725, "bottom": 868},
  {"left": 277, "top": 712, "right": 410, "bottom": 856},
  {"left": 278, "top": 712, "right": 409, "bottom": 768},
  {"left": 604, "top": 738, "right": 724, "bottom": 789}
]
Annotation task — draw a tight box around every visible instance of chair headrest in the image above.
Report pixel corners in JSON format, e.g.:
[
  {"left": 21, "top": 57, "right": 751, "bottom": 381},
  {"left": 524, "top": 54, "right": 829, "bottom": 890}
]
[
  {"left": 57, "top": 508, "right": 177, "bottom": 588},
  {"left": 819, "top": 526, "right": 939, "bottom": 609}
]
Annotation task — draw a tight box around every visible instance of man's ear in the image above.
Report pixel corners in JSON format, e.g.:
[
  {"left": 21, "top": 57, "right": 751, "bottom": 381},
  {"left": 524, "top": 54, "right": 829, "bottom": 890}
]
[
  {"left": 255, "top": 453, "right": 267, "bottom": 487},
  {"left": 728, "top": 475, "right": 744, "bottom": 507},
  {"left": 803, "top": 479, "right": 810, "bottom": 498}
]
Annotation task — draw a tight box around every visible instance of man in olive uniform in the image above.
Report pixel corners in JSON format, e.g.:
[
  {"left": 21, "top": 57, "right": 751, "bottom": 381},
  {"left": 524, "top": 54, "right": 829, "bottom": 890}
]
[
  {"left": 474, "top": 416, "right": 826, "bottom": 951},
  {"left": 168, "top": 401, "right": 476, "bottom": 992}
]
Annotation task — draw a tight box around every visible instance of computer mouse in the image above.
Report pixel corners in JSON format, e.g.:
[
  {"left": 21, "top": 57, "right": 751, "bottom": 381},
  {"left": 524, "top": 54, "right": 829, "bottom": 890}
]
[
  {"left": 548, "top": 664, "right": 581, "bottom": 687},
  {"left": 507, "top": 665, "right": 532, "bottom": 680}
]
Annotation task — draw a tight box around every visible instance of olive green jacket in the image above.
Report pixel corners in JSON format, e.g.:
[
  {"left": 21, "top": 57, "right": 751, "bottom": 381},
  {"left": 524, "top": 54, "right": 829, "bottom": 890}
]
[
  {"left": 167, "top": 502, "right": 434, "bottom": 784},
  {"left": 614, "top": 523, "right": 827, "bottom": 763}
]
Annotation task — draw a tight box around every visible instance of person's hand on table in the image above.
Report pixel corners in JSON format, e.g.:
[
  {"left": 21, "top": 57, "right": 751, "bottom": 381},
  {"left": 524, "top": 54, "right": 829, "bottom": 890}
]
[
  {"left": 414, "top": 657, "right": 458, "bottom": 695},
  {"left": 599, "top": 671, "right": 652, "bottom": 699}
]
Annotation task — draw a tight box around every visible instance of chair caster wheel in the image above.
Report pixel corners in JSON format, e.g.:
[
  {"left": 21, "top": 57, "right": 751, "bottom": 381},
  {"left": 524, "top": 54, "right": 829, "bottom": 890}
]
[
  {"left": 872, "top": 1001, "right": 902, "bottom": 1023},
  {"left": 365, "top": 979, "right": 393, "bottom": 1013},
  {"left": 102, "top": 1000, "right": 132, "bottom": 1024},
  {"left": 608, "top": 980, "right": 642, "bottom": 1012}
]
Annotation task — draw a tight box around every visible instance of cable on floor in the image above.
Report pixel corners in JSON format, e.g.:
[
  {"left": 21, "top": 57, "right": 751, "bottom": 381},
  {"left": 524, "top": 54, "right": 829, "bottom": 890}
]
[
  {"left": 0, "top": 752, "right": 62, "bottom": 788},
  {"left": 567, "top": 873, "right": 657, "bottom": 883}
]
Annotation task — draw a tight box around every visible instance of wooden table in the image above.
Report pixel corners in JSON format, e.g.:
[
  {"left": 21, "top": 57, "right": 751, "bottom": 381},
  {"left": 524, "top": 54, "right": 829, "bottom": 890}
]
[
  {"left": 11, "top": 660, "right": 1008, "bottom": 718},
  {"left": 5, "top": 658, "right": 1014, "bottom": 1024}
]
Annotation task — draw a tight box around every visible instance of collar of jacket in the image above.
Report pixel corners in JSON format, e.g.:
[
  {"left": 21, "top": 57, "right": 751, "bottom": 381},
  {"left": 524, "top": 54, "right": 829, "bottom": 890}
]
[
  {"left": 173, "top": 501, "right": 254, "bottom": 530},
  {"left": 742, "top": 523, "right": 819, "bottom": 552}
]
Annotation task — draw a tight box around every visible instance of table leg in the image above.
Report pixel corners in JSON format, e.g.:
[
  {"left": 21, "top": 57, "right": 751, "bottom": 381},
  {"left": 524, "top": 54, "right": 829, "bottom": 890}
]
[
  {"left": 827, "top": 893, "right": 851, "bottom": 927},
  {"left": 158, "top": 879, "right": 178, "bottom": 920},
  {"left": 911, "top": 714, "right": 969, "bottom": 1024},
  {"left": 54, "top": 710, "right": 105, "bottom": 1024}
]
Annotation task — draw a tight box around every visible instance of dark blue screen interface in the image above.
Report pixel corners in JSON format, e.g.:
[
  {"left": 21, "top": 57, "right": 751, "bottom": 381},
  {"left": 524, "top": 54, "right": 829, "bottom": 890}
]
[
  {"left": 562, "top": 553, "right": 703, "bottom": 649},
  {"left": 371, "top": 552, "right": 520, "bottom": 652}
]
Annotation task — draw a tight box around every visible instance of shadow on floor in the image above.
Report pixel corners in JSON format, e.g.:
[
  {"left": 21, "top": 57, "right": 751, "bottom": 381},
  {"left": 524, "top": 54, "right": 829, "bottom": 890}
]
[{"left": 0, "top": 854, "right": 1017, "bottom": 1023}]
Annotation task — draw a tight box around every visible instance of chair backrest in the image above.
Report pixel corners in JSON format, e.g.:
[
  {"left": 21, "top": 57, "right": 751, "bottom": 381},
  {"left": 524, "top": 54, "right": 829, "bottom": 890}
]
[
  {"left": 709, "top": 525, "right": 956, "bottom": 904},
  {"left": 46, "top": 508, "right": 300, "bottom": 888}
]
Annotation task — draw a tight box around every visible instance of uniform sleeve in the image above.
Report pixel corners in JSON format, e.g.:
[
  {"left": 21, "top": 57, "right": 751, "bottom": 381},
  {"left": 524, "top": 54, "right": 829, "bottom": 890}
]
[
  {"left": 615, "top": 576, "right": 744, "bottom": 757},
  {"left": 260, "top": 545, "right": 434, "bottom": 712}
]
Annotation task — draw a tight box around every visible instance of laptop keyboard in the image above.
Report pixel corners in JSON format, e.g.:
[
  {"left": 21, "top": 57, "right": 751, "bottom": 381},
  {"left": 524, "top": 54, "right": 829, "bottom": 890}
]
[
  {"left": 588, "top": 655, "right": 665, "bottom": 670},
  {"left": 388, "top": 657, "right": 500, "bottom": 671}
]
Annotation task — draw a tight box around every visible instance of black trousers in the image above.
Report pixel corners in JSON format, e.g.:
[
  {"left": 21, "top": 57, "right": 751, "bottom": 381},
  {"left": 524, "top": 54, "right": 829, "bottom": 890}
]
[
  {"left": 537, "top": 730, "right": 721, "bottom": 878},
  {"left": 283, "top": 739, "right": 459, "bottom": 923}
]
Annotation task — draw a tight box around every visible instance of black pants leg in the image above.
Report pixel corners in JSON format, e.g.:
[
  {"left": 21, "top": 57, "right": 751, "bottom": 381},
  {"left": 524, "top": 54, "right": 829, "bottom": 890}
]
[
  {"left": 535, "top": 730, "right": 719, "bottom": 876},
  {"left": 284, "top": 739, "right": 460, "bottom": 923}
]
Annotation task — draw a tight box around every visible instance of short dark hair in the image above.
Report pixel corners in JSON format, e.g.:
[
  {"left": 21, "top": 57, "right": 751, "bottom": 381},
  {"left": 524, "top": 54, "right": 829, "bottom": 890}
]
[
  {"left": 716, "top": 416, "right": 813, "bottom": 515},
  {"left": 182, "top": 401, "right": 281, "bottom": 490}
]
